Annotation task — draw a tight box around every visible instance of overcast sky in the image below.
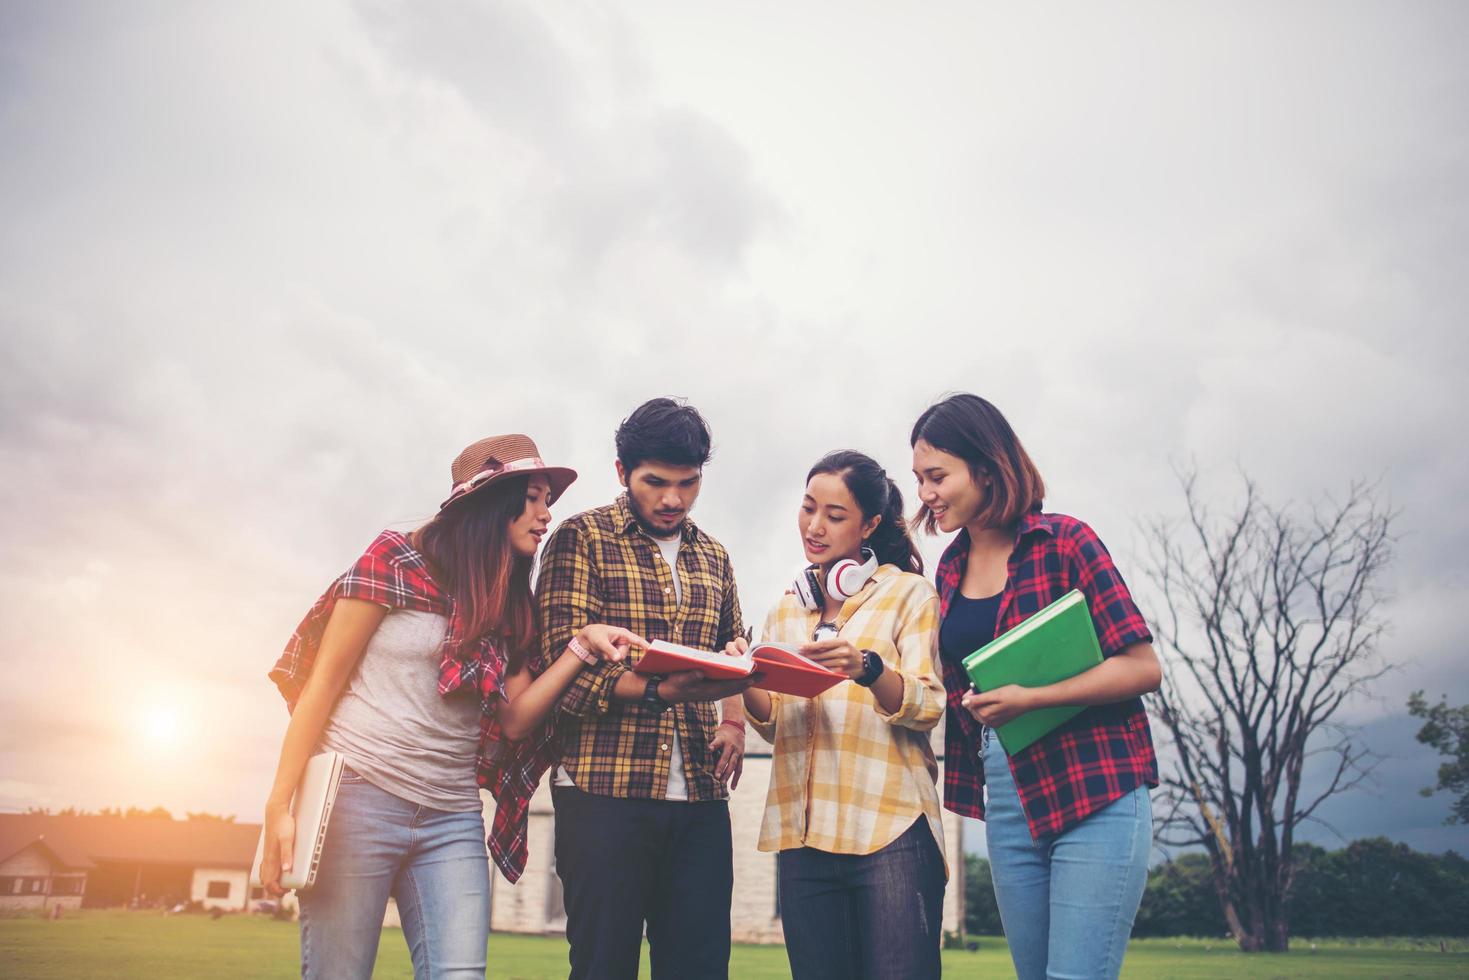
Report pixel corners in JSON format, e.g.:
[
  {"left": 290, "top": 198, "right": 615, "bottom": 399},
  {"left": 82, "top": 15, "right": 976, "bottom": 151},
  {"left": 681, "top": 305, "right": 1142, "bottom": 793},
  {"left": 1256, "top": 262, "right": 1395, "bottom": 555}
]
[{"left": 2, "top": 1, "right": 1466, "bottom": 854}]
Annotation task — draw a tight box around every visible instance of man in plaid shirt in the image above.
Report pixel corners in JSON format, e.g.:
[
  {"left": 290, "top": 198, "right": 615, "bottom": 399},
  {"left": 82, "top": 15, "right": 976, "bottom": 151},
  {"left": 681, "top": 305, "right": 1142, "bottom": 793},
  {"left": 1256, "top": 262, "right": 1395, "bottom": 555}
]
[{"left": 535, "top": 398, "right": 752, "bottom": 980}]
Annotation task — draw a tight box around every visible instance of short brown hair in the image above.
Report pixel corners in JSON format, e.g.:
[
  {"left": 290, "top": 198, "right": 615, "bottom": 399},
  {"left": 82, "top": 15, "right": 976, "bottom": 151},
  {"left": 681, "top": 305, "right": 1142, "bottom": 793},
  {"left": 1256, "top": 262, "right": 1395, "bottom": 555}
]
[{"left": 909, "top": 393, "right": 1046, "bottom": 534}]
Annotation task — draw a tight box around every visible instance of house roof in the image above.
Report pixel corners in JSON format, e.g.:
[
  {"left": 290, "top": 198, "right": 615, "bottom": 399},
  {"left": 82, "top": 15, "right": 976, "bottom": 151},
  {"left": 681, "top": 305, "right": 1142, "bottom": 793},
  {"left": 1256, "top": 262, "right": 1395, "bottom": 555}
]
[
  {"left": 0, "top": 834, "right": 94, "bottom": 870},
  {"left": 0, "top": 814, "right": 262, "bottom": 871}
]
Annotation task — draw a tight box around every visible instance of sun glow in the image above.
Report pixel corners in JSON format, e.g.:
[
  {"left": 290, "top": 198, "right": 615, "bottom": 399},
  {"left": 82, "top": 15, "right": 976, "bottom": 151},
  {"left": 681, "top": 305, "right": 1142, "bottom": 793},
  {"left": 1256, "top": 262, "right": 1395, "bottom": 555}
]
[{"left": 141, "top": 707, "right": 183, "bottom": 745}]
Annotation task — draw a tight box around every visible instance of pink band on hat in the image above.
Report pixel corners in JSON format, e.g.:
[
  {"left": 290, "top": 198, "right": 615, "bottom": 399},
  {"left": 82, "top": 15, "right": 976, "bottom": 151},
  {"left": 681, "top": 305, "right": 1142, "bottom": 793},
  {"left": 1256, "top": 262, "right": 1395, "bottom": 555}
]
[{"left": 448, "top": 457, "right": 549, "bottom": 499}]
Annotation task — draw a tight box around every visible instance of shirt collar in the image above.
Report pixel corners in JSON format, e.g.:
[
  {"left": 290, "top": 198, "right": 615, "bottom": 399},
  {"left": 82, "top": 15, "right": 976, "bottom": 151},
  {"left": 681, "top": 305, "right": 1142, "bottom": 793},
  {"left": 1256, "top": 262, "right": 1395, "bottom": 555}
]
[
  {"left": 1014, "top": 510, "right": 1055, "bottom": 541},
  {"left": 613, "top": 492, "right": 701, "bottom": 544},
  {"left": 942, "top": 510, "right": 1055, "bottom": 568}
]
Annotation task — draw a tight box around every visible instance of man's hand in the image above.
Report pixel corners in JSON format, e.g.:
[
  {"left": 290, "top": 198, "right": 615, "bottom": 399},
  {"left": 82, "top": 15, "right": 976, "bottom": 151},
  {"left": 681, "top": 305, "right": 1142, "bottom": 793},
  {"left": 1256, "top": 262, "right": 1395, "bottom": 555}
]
[
  {"left": 961, "top": 684, "right": 1041, "bottom": 727},
  {"left": 708, "top": 722, "right": 746, "bottom": 789},
  {"left": 656, "top": 669, "right": 756, "bottom": 703}
]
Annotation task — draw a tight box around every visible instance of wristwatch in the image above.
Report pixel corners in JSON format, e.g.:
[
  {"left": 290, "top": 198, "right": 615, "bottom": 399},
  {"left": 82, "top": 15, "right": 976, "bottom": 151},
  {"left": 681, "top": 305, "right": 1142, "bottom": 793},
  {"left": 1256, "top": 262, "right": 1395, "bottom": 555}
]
[
  {"left": 642, "top": 676, "right": 673, "bottom": 713},
  {"left": 854, "top": 649, "right": 884, "bottom": 688}
]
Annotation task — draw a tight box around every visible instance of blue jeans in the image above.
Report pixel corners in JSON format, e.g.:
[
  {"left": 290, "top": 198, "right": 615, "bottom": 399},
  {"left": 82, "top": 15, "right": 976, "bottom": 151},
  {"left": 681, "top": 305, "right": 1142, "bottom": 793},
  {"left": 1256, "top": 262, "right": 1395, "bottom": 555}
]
[
  {"left": 982, "top": 727, "right": 1151, "bottom": 980},
  {"left": 776, "top": 819, "right": 946, "bottom": 980},
  {"left": 298, "top": 769, "right": 490, "bottom": 980}
]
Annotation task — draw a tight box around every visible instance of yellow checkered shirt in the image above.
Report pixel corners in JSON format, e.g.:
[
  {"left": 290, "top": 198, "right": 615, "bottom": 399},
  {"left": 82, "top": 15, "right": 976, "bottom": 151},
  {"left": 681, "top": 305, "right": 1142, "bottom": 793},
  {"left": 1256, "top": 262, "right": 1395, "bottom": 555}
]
[
  {"left": 749, "top": 565, "right": 947, "bottom": 872},
  {"left": 537, "top": 494, "right": 744, "bottom": 800}
]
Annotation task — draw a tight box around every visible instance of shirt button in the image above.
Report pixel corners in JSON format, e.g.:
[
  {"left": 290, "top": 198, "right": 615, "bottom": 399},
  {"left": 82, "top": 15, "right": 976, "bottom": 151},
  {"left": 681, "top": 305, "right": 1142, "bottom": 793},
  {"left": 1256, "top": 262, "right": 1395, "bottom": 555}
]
[
  {"left": 664, "top": 587, "right": 671, "bottom": 594},
  {"left": 660, "top": 743, "right": 670, "bottom": 752}
]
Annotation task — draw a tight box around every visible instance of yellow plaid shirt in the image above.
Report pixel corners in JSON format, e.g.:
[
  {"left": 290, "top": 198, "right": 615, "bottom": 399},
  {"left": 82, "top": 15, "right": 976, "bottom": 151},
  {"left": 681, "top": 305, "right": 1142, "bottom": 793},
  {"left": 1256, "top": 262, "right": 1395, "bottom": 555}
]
[
  {"left": 537, "top": 494, "right": 744, "bottom": 800},
  {"left": 749, "top": 565, "right": 947, "bottom": 871}
]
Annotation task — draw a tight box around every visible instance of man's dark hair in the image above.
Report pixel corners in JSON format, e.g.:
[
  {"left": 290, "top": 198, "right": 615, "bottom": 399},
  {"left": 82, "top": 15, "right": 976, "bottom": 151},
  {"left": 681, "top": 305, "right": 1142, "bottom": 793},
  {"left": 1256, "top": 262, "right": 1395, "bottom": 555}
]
[{"left": 615, "top": 398, "right": 713, "bottom": 472}]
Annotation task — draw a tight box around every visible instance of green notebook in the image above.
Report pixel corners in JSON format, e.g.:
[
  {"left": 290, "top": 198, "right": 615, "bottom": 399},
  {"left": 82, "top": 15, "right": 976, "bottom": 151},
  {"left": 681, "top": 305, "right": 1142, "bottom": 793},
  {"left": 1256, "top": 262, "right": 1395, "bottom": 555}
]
[{"left": 962, "top": 589, "right": 1103, "bottom": 755}]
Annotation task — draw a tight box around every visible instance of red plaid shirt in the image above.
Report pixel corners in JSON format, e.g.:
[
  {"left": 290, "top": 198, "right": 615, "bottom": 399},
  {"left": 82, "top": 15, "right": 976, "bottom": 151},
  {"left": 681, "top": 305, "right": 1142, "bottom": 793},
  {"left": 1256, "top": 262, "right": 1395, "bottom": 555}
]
[
  {"left": 936, "top": 512, "right": 1158, "bottom": 838},
  {"left": 268, "top": 530, "right": 554, "bottom": 883}
]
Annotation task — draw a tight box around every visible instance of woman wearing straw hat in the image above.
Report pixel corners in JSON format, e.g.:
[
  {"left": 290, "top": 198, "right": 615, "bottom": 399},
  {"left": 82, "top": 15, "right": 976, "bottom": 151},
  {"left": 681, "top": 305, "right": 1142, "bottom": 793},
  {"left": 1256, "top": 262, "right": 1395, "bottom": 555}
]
[{"left": 260, "top": 434, "right": 644, "bottom": 980}]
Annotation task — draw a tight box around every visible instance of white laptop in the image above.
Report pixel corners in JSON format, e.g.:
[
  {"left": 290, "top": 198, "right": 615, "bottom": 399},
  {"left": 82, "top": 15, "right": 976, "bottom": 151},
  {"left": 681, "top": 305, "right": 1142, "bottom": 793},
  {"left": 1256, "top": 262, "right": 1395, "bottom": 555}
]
[{"left": 253, "top": 750, "right": 345, "bottom": 891}]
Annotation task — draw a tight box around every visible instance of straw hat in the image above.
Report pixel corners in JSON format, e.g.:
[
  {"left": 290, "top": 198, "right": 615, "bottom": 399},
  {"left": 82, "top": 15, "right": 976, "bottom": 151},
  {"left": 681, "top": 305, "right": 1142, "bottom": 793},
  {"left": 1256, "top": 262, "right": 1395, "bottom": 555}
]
[{"left": 439, "top": 434, "right": 577, "bottom": 511}]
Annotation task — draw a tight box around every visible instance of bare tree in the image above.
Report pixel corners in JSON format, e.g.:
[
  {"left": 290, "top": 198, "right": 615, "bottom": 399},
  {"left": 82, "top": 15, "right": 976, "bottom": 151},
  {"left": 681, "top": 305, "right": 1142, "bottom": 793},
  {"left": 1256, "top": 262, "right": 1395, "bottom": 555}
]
[{"left": 1141, "top": 470, "right": 1394, "bottom": 952}]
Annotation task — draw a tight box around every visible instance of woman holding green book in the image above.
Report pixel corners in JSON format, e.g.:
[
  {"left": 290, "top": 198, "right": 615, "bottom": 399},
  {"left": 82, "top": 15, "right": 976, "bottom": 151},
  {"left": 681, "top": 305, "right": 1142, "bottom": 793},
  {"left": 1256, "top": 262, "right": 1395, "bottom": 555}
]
[
  {"left": 729, "top": 450, "right": 948, "bottom": 980},
  {"left": 910, "top": 394, "right": 1162, "bottom": 980}
]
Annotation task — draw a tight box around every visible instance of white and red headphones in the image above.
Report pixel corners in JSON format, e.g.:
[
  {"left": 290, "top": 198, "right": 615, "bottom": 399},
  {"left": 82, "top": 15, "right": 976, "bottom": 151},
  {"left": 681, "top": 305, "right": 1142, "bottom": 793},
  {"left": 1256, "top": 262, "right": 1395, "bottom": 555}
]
[{"left": 793, "top": 548, "right": 878, "bottom": 611}]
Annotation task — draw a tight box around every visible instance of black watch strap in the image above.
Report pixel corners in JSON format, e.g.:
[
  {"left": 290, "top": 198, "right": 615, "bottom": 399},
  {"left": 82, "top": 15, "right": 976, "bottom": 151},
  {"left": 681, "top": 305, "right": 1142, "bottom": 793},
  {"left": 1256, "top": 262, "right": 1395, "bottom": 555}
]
[
  {"left": 854, "top": 649, "right": 884, "bottom": 688},
  {"left": 643, "top": 676, "right": 673, "bottom": 712}
]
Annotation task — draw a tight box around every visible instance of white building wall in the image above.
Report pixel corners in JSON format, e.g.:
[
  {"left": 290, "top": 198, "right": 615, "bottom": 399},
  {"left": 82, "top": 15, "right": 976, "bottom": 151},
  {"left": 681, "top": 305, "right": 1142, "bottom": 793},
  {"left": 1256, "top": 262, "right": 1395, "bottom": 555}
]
[
  {"left": 485, "top": 741, "right": 966, "bottom": 944},
  {"left": 728, "top": 755, "right": 781, "bottom": 943},
  {"left": 488, "top": 783, "right": 562, "bottom": 935},
  {"left": 0, "top": 842, "right": 86, "bottom": 912},
  {"left": 191, "top": 868, "right": 251, "bottom": 910}
]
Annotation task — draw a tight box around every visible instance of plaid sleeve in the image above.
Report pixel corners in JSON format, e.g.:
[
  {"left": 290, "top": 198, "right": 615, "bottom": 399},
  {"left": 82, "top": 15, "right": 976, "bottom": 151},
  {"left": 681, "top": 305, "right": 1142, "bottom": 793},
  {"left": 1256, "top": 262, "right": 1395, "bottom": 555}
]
[
  {"left": 873, "top": 581, "right": 945, "bottom": 731},
  {"left": 537, "top": 521, "right": 626, "bottom": 716},
  {"left": 1064, "top": 522, "right": 1153, "bottom": 657},
  {"left": 270, "top": 531, "right": 436, "bottom": 708},
  {"left": 715, "top": 547, "right": 745, "bottom": 648}
]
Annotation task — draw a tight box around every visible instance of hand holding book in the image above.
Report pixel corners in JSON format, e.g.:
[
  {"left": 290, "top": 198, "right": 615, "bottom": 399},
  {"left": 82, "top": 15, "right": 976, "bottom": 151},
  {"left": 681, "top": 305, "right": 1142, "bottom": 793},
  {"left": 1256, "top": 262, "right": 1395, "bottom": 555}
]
[
  {"left": 636, "top": 638, "right": 846, "bottom": 698},
  {"left": 798, "top": 638, "right": 865, "bottom": 678},
  {"left": 961, "top": 684, "right": 1046, "bottom": 729},
  {"left": 961, "top": 590, "right": 1104, "bottom": 754}
]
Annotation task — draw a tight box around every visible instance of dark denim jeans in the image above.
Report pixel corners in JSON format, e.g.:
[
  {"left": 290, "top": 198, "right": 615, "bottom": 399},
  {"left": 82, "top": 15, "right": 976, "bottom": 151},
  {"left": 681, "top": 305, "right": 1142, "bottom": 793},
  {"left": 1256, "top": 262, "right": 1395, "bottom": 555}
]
[
  {"left": 776, "top": 818, "right": 946, "bottom": 980},
  {"left": 552, "top": 785, "right": 733, "bottom": 980}
]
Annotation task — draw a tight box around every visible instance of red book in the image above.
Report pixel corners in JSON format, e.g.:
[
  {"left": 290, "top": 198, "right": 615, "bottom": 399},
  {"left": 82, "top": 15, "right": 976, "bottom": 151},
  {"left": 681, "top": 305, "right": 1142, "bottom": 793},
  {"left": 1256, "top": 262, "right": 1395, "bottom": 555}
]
[
  {"left": 748, "top": 642, "right": 847, "bottom": 699},
  {"left": 630, "top": 640, "right": 847, "bottom": 699},
  {"left": 632, "top": 640, "right": 755, "bottom": 680}
]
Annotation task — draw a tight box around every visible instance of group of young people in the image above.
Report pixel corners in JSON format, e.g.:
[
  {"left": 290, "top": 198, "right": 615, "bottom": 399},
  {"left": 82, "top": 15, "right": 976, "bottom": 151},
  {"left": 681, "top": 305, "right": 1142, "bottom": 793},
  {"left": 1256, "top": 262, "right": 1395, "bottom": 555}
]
[{"left": 258, "top": 393, "right": 1163, "bottom": 980}]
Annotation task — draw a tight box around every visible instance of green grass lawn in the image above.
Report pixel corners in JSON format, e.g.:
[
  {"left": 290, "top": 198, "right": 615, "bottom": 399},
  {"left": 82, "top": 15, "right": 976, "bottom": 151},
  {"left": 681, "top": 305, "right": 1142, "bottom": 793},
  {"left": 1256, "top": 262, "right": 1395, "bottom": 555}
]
[{"left": 0, "top": 911, "right": 1464, "bottom": 979}]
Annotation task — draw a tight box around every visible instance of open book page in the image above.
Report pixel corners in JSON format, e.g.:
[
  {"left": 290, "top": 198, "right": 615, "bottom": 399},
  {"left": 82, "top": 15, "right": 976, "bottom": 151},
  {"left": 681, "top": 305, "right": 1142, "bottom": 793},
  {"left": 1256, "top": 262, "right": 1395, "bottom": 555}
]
[
  {"left": 750, "top": 642, "right": 837, "bottom": 673},
  {"left": 635, "top": 639, "right": 755, "bottom": 677}
]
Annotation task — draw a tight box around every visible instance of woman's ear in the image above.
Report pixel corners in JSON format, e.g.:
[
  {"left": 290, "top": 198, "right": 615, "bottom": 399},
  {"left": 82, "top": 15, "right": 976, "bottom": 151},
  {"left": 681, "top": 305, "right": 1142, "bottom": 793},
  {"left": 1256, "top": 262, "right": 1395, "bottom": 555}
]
[{"left": 862, "top": 513, "right": 882, "bottom": 540}]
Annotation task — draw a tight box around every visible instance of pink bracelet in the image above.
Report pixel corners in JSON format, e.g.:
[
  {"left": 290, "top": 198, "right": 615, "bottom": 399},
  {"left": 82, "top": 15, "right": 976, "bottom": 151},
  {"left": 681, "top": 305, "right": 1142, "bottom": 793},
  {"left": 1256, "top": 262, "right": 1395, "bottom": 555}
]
[
  {"left": 718, "top": 719, "right": 746, "bottom": 734},
  {"left": 567, "top": 636, "right": 598, "bottom": 665}
]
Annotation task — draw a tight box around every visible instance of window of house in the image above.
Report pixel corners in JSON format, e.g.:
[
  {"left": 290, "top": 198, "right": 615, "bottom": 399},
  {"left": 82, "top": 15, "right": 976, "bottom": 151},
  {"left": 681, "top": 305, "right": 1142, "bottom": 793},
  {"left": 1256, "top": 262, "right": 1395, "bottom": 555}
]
[
  {"left": 0, "top": 877, "right": 42, "bottom": 895},
  {"left": 206, "top": 880, "right": 231, "bottom": 899},
  {"left": 50, "top": 876, "right": 85, "bottom": 896}
]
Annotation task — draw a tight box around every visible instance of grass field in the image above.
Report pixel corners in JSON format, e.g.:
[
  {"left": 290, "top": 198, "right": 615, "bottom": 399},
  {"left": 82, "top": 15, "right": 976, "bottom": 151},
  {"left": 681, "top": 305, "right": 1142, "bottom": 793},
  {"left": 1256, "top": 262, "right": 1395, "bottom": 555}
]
[{"left": 1, "top": 911, "right": 1464, "bottom": 979}]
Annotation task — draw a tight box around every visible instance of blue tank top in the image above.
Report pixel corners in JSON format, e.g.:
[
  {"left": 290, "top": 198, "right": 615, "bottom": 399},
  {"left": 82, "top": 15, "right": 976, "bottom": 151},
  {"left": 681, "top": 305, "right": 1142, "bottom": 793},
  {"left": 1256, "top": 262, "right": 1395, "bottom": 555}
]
[{"left": 939, "top": 592, "right": 1002, "bottom": 673}]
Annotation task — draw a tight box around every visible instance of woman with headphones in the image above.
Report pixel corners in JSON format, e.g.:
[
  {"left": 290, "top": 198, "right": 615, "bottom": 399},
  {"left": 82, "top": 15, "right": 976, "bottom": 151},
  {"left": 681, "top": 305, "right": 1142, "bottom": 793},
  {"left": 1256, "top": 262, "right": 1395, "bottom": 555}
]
[
  {"left": 911, "top": 394, "right": 1161, "bottom": 980},
  {"left": 728, "top": 450, "right": 947, "bottom": 980}
]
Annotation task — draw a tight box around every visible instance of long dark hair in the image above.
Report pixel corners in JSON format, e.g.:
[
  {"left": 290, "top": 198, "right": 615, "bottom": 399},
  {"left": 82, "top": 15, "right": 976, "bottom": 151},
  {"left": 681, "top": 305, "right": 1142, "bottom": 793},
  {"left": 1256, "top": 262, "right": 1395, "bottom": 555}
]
[
  {"left": 910, "top": 393, "right": 1046, "bottom": 534},
  {"left": 807, "top": 450, "right": 923, "bottom": 575},
  {"left": 410, "top": 475, "right": 537, "bottom": 671}
]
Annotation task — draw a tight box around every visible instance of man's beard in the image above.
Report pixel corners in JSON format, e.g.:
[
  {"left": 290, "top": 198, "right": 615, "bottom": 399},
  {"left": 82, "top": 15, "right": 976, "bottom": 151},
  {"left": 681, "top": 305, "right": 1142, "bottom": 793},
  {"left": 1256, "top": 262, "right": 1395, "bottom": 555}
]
[{"left": 628, "top": 496, "right": 683, "bottom": 539}]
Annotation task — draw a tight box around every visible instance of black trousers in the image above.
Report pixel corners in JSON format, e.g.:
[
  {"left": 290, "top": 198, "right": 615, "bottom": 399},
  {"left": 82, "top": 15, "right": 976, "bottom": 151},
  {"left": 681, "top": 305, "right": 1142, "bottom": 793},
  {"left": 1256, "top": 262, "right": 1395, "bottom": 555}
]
[
  {"left": 777, "top": 818, "right": 947, "bottom": 980},
  {"left": 552, "top": 785, "right": 733, "bottom": 980}
]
